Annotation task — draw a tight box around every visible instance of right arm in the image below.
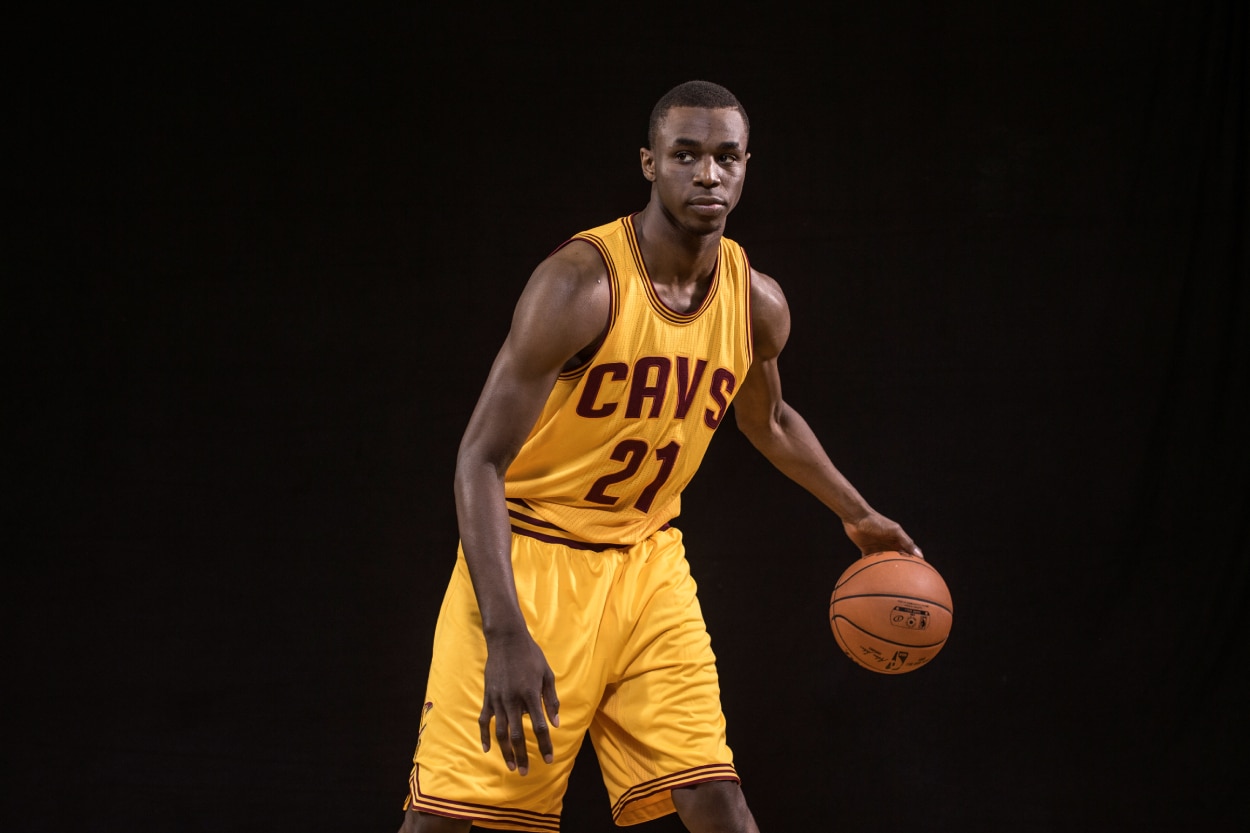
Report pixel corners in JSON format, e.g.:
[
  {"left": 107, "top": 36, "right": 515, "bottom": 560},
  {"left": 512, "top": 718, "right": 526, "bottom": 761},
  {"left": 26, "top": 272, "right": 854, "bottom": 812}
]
[
  {"left": 453, "top": 240, "right": 609, "bottom": 775},
  {"left": 733, "top": 268, "right": 920, "bottom": 558}
]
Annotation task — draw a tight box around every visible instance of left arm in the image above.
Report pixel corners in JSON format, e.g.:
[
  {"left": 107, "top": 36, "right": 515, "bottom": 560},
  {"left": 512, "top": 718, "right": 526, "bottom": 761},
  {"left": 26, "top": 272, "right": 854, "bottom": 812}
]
[{"left": 732, "top": 268, "right": 921, "bottom": 557}]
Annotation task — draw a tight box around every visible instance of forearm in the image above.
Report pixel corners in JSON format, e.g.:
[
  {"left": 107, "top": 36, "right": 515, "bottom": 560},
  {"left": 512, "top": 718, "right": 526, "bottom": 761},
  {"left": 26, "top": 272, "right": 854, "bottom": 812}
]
[
  {"left": 454, "top": 458, "right": 528, "bottom": 639},
  {"left": 740, "top": 400, "right": 873, "bottom": 523}
]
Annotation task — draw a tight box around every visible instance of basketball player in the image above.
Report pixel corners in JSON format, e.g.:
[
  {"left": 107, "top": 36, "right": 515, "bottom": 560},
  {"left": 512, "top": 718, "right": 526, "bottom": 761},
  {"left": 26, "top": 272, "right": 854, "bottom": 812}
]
[{"left": 398, "top": 80, "right": 920, "bottom": 833}]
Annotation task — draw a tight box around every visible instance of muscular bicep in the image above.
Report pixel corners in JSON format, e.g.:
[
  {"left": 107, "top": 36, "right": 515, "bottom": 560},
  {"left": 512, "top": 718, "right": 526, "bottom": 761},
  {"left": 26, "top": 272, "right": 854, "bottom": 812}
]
[
  {"left": 457, "top": 339, "right": 556, "bottom": 476},
  {"left": 458, "top": 242, "right": 610, "bottom": 472},
  {"left": 734, "top": 269, "right": 791, "bottom": 435},
  {"left": 749, "top": 268, "right": 790, "bottom": 363}
]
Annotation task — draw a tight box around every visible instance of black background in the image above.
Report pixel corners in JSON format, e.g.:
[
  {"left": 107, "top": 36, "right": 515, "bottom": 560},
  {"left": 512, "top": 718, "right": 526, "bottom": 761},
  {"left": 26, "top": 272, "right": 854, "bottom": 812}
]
[{"left": 9, "top": 2, "right": 1247, "bottom": 831}]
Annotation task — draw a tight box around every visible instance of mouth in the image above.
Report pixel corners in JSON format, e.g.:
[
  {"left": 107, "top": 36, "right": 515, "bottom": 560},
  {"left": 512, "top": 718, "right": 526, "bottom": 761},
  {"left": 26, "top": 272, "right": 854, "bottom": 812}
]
[{"left": 688, "top": 197, "right": 727, "bottom": 216}]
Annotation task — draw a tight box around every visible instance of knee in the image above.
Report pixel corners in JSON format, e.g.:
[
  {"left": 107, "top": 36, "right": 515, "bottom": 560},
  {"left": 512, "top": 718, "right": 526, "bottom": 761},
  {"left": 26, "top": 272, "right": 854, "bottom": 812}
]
[
  {"left": 397, "top": 809, "right": 472, "bottom": 833},
  {"left": 672, "top": 780, "right": 758, "bottom": 833}
]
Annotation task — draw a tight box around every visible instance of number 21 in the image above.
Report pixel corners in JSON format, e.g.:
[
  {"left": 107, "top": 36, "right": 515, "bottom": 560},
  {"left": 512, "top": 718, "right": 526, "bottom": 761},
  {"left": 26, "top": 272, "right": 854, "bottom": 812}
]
[{"left": 584, "top": 440, "right": 681, "bottom": 513}]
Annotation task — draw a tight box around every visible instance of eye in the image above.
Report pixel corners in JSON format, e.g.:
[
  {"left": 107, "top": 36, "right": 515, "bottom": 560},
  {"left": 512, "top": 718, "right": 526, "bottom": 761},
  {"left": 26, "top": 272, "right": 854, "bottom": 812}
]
[
  {"left": 718, "top": 154, "right": 739, "bottom": 165},
  {"left": 674, "top": 151, "right": 695, "bottom": 162}
]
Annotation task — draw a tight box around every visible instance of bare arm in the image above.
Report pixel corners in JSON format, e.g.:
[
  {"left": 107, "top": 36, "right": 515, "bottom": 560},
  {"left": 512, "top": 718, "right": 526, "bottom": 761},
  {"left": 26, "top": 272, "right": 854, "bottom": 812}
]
[
  {"left": 454, "top": 240, "right": 609, "bottom": 774},
  {"left": 732, "top": 269, "right": 920, "bottom": 557}
]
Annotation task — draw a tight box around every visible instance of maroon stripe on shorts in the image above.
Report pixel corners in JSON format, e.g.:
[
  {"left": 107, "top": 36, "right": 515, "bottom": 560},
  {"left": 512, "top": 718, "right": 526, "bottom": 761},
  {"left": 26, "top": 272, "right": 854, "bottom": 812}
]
[
  {"left": 409, "top": 766, "right": 561, "bottom": 832},
  {"left": 612, "top": 763, "right": 741, "bottom": 821}
]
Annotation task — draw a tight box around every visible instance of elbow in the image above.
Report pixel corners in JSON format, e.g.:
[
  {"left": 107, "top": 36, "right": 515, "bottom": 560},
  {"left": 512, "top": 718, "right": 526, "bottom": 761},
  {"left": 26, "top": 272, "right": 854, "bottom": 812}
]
[
  {"left": 734, "top": 405, "right": 782, "bottom": 449},
  {"left": 455, "top": 448, "right": 509, "bottom": 487}
]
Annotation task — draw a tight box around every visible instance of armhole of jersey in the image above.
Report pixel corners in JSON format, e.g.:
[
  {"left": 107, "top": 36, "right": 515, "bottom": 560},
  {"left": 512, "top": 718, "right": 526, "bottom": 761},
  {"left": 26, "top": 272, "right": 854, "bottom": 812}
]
[
  {"left": 742, "top": 248, "right": 755, "bottom": 368},
  {"left": 554, "top": 234, "right": 619, "bottom": 382}
]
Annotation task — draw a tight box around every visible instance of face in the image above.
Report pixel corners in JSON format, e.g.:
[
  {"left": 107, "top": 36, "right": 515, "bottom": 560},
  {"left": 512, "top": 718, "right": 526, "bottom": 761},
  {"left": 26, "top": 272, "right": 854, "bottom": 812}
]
[{"left": 641, "top": 106, "right": 750, "bottom": 235}]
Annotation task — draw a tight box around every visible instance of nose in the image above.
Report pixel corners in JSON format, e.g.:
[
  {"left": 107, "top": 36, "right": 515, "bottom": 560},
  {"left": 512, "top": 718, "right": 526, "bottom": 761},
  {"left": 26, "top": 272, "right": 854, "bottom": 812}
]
[{"left": 693, "top": 156, "right": 721, "bottom": 187}]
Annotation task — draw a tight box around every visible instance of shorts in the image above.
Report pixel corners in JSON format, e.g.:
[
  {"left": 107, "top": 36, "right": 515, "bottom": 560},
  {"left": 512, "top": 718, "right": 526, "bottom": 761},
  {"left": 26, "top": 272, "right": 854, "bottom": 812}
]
[{"left": 405, "top": 526, "right": 737, "bottom": 830}]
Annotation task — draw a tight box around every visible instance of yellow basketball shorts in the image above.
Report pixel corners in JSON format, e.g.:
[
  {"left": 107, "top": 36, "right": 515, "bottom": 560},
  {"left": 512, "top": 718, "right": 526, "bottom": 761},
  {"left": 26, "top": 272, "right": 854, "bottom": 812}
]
[{"left": 405, "top": 526, "right": 737, "bottom": 830}]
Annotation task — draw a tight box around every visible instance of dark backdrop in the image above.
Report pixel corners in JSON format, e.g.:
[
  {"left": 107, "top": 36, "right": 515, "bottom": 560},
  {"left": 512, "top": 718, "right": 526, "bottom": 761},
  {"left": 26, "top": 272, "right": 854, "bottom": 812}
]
[{"left": 9, "top": 2, "right": 1247, "bottom": 831}]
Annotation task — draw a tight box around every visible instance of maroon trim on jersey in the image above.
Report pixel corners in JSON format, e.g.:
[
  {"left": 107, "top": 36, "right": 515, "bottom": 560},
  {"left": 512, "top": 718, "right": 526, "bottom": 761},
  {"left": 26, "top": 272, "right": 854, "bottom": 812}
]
[
  {"left": 553, "top": 227, "right": 619, "bottom": 381},
  {"left": 545, "top": 235, "right": 583, "bottom": 260},
  {"left": 408, "top": 766, "right": 561, "bottom": 832},
  {"left": 510, "top": 524, "right": 673, "bottom": 553},
  {"left": 506, "top": 507, "right": 564, "bottom": 531},
  {"left": 557, "top": 360, "right": 593, "bottom": 381},
  {"left": 611, "top": 763, "right": 741, "bottom": 822},
  {"left": 507, "top": 499, "right": 673, "bottom": 552},
  {"left": 742, "top": 249, "right": 754, "bottom": 367},
  {"left": 625, "top": 214, "right": 720, "bottom": 325},
  {"left": 510, "top": 525, "right": 623, "bottom": 552}
]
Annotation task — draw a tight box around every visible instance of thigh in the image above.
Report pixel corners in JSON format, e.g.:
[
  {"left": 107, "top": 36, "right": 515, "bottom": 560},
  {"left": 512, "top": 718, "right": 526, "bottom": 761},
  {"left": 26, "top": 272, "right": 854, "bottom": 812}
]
[
  {"left": 407, "top": 538, "right": 620, "bottom": 831},
  {"left": 590, "top": 528, "right": 739, "bottom": 826}
]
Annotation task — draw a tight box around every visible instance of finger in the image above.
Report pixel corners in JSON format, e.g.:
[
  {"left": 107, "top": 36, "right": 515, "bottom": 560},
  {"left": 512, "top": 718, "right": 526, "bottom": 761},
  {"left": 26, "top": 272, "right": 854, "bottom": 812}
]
[
  {"left": 529, "top": 711, "right": 553, "bottom": 766},
  {"left": 505, "top": 703, "right": 529, "bottom": 775},
  {"left": 486, "top": 704, "right": 519, "bottom": 772},
  {"left": 478, "top": 706, "right": 493, "bottom": 753},
  {"left": 530, "top": 684, "right": 558, "bottom": 765},
  {"left": 543, "top": 672, "right": 561, "bottom": 730}
]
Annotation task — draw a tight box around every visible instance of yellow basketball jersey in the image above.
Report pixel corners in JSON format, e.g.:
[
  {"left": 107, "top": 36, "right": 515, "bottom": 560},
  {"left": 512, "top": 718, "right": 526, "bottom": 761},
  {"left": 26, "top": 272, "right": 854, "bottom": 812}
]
[{"left": 504, "top": 215, "right": 754, "bottom": 546}]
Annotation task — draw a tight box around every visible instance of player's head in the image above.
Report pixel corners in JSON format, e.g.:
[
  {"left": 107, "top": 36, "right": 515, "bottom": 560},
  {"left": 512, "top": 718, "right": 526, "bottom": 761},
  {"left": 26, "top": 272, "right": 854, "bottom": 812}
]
[
  {"left": 640, "top": 81, "right": 750, "bottom": 235},
  {"left": 647, "top": 81, "right": 750, "bottom": 150}
]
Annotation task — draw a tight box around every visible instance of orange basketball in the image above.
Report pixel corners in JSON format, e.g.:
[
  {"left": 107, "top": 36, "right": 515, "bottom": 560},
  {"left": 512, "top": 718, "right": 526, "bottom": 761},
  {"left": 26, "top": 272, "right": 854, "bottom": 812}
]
[{"left": 829, "top": 551, "right": 953, "bottom": 674}]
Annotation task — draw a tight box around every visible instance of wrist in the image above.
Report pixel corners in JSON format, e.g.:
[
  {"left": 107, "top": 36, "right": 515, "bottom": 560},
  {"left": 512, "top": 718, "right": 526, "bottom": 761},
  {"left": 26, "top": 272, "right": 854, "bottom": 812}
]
[
  {"left": 482, "top": 611, "right": 530, "bottom": 642},
  {"left": 837, "top": 501, "right": 873, "bottom": 525}
]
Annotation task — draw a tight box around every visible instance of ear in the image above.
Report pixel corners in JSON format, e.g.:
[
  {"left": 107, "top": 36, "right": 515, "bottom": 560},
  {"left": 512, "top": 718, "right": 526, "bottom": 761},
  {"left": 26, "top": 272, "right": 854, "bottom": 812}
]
[{"left": 639, "top": 147, "right": 656, "bottom": 182}]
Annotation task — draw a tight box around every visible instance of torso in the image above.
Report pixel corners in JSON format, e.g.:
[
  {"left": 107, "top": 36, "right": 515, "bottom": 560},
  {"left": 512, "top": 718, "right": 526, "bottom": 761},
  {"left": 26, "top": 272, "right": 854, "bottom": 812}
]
[{"left": 504, "top": 214, "right": 755, "bottom": 546}]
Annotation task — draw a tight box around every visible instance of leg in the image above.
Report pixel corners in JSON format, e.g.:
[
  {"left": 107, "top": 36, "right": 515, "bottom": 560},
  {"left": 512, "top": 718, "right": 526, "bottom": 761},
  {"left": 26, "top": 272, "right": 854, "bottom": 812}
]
[
  {"left": 403, "top": 540, "right": 603, "bottom": 829},
  {"left": 672, "top": 781, "right": 760, "bottom": 833},
  {"left": 592, "top": 529, "right": 745, "bottom": 827},
  {"left": 397, "top": 808, "right": 471, "bottom": 833}
]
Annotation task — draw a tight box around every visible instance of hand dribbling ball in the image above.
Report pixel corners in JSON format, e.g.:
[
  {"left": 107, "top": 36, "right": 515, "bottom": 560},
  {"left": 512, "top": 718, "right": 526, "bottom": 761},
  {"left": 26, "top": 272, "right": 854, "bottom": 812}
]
[{"left": 829, "top": 551, "right": 953, "bottom": 674}]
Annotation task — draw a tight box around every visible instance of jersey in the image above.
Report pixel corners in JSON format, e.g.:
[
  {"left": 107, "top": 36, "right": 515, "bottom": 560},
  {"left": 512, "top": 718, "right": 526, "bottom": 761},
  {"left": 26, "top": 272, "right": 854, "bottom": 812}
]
[{"left": 504, "top": 214, "right": 754, "bottom": 546}]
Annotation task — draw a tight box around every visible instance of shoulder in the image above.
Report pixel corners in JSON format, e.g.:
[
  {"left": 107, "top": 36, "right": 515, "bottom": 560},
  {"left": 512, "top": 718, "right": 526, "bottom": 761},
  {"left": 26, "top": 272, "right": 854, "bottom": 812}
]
[
  {"left": 540, "top": 236, "right": 611, "bottom": 282},
  {"left": 507, "top": 238, "right": 611, "bottom": 366},
  {"left": 749, "top": 267, "right": 790, "bottom": 361},
  {"left": 519, "top": 238, "right": 610, "bottom": 319}
]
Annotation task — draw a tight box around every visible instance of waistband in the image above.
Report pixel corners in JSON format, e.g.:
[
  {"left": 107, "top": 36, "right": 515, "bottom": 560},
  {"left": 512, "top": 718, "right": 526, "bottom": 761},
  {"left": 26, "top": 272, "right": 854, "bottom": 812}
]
[{"left": 506, "top": 498, "right": 670, "bottom": 553}]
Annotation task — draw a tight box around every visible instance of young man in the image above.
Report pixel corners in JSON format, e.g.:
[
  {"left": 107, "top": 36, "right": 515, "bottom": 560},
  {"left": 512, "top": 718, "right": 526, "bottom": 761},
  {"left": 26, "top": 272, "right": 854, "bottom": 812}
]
[{"left": 398, "top": 80, "right": 919, "bottom": 833}]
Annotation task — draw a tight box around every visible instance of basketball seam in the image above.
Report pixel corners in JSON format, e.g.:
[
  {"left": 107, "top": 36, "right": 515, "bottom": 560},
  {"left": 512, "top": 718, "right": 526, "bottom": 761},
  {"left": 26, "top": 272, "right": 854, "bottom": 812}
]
[
  {"left": 829, "top": 593, "right": 953, "bottom": 615},
  {"left": 830, "top": 616, "right": 948, "bottom": 650},
  {"left": 833, "top": 557, "right": 940, "bottom": 590}
]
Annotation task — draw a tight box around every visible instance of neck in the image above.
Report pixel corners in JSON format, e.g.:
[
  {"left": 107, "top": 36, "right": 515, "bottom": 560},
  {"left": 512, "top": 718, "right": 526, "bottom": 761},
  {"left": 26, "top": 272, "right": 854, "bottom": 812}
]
[{"left": 633, "top": 203, "right": 723, "bottom": 287}]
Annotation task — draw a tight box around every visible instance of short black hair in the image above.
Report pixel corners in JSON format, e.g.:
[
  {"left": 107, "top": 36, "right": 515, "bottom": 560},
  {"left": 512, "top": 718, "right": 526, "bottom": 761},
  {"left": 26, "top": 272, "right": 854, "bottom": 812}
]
[{"left": 647, "top": 80, "right": 750, "bottom": 149}]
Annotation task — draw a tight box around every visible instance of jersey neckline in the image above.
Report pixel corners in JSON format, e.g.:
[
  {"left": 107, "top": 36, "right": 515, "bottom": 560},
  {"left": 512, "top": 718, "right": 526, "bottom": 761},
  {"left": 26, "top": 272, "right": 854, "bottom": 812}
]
[{"left": 624, "top": 214, "right": 721, "bottom": 325}]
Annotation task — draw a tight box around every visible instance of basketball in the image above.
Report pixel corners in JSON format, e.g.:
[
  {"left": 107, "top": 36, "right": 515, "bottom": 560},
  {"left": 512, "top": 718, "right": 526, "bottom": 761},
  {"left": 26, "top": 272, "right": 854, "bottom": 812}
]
[{"left": 829, "top": 551, "right": 953, "bottom": 674}]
